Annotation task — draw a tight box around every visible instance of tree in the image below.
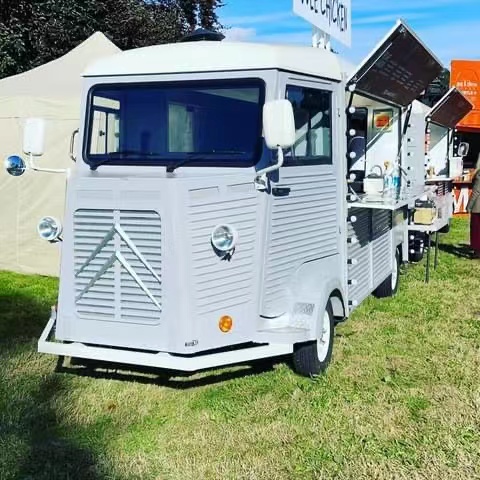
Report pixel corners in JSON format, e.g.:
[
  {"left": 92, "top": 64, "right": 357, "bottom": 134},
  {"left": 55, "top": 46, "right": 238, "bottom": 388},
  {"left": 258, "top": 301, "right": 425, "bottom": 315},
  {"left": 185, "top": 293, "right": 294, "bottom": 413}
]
[
  {"left": 178, "top": 0, "right": 223, "bottom": 31},
  {"left": 95, "top": 0, "right": 187, "bottom": 51},
  {"left": 198, "top": 0, "right": 224, "bottom": 30},
  {"left": 0, "top": 0, "right": 224, "bottom": 79}
]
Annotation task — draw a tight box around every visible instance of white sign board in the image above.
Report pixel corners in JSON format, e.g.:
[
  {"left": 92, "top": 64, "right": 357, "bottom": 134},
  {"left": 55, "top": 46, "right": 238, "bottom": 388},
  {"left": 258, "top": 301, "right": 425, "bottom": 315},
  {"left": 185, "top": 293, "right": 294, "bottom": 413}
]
[{"left": 293, "top": 0, "right": 352, "bottom": 47}]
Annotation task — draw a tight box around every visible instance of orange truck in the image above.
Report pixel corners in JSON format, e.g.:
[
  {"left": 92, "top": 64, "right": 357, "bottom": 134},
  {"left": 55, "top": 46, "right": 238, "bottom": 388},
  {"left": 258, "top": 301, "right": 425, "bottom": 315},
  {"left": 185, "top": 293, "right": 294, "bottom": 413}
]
[{"left": 450, "top": 60, "right": 480, "bottom": 213}]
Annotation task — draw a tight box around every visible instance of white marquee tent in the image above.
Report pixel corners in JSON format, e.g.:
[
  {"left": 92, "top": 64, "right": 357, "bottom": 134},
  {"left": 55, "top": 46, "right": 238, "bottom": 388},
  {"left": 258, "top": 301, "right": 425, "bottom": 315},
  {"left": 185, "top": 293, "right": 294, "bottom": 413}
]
[{"left": 0, "top": 32, "right": 120, "bottom": 276}]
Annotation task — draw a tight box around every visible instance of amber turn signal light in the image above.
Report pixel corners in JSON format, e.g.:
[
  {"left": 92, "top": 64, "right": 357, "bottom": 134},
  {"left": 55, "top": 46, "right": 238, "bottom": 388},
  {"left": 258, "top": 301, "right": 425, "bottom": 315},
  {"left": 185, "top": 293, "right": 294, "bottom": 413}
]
[{"left": 219, "top": 315, "right": 233, "bottom": 333}]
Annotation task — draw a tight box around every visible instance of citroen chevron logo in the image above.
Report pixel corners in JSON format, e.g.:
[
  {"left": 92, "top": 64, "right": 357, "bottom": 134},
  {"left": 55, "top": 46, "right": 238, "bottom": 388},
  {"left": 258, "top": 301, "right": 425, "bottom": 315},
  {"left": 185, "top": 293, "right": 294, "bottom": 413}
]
[{"left": 75, "top": 223, "right": 161, "bottom": 311}]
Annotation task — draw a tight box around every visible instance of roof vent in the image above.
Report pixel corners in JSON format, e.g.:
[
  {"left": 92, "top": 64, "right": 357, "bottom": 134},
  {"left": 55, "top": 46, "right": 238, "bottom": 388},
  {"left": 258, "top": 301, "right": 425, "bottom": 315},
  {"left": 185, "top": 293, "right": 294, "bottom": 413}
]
[{"left": 180, "top": 28, "right": 225, "bottom": 43}]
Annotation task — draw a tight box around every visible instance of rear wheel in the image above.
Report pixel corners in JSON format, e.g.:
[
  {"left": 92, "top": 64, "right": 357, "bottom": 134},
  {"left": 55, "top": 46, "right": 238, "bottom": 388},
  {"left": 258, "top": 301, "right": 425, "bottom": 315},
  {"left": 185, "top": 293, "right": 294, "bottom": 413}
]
[
  {"left": 439, "top": 222, "right": 450, "bottom": 234},
  {"left": 374, "top": 249, "right": 400, "bottom": 298},
  {"left": 409, "top": 250, "right": 424, "bottom": 263},
  {"left": 293, "top": 301, "right": 334, "bottom": 377}
]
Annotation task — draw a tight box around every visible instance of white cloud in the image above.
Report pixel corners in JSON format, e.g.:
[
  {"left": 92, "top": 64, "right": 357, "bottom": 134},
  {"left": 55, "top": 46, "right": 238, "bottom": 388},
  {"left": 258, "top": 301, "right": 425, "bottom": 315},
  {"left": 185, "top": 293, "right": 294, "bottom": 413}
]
[
  {"left": 352, "top": 0, "right": 476, "bottom": 13},
  {"left": 223, "top": 27, "right": 257, "bottom": 42},
  {"left": 222, "top": 12, "right": 293, "bottom": 26},
  {"left": 352, "top": 13, "right": 427, "bottom": 26}
]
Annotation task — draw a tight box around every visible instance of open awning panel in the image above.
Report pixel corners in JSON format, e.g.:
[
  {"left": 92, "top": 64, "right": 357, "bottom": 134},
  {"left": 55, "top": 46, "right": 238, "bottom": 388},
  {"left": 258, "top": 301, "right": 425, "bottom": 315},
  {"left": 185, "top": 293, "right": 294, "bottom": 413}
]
[
  {"left": 427, "top": 87, "right": 473, "bottom": 129},
  {"left": 348, "top": 20, "right": 443, "bottom": 107}
]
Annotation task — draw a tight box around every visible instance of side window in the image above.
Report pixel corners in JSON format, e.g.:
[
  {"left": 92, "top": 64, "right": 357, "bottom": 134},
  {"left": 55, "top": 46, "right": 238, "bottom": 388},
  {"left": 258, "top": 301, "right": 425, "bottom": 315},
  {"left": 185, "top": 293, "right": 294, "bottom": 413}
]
[{"left": 285, "top": 85, "right": 332, "bottom": 166}]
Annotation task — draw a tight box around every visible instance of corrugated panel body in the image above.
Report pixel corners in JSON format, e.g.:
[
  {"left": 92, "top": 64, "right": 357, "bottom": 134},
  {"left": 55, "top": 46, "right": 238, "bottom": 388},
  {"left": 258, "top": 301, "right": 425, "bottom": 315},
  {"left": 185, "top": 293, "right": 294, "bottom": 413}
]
[
  {"left": 347, "top": 208, "right": 372, "bottom": 304},
  {"left": 347, "top": 208, "right": 393, "bottom": 307},
  {"left": 262, "top": 170, "right": 338, "bottom": 316},
  {"left": 372, "top": 210, "right": 392, "bottom": 284},
  {"left": 188, "top": 186, "right": 257, "bottom": 316}
]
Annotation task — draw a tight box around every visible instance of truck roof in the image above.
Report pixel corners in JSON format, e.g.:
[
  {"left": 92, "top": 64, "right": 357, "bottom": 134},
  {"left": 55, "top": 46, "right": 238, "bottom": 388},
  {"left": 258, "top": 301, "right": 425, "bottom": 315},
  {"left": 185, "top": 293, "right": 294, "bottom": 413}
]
[{"left": 83, "top": 41, "right": 344, "bottom": 81}]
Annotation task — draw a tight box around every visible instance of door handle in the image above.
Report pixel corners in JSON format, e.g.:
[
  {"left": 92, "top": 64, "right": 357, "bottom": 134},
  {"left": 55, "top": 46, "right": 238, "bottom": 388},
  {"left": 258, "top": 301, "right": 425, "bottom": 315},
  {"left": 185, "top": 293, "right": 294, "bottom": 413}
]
[{"left": 272, "top": 187, "right": 291, "bottom": 197}]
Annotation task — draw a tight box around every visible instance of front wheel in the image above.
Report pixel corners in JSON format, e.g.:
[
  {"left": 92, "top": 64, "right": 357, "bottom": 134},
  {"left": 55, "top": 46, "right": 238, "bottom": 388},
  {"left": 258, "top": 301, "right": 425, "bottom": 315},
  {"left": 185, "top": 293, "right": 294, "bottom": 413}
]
[
  {"left": 373, "top": 249, "right": 400, "bottom": 298},
  {"left": 292, "top": 301, "right": 334, "bottom": 377}
]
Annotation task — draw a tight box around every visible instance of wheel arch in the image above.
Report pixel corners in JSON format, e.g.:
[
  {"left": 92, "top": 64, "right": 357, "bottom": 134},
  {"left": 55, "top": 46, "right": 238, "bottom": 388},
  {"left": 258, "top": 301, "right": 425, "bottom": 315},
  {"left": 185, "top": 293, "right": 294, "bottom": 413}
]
[{"left": 329, "top": 288, "right": 346, "bottom": 321}]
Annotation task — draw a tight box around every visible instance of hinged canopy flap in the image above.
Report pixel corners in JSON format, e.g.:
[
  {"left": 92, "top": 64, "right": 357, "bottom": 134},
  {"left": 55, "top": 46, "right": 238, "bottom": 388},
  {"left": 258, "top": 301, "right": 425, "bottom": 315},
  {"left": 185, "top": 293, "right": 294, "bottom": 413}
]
[
  {"left": 427, "top": 87, "right": 473, "bottom": 129},
  {"left": 348, "top": 20, "right": 443, "bottom": 107}
]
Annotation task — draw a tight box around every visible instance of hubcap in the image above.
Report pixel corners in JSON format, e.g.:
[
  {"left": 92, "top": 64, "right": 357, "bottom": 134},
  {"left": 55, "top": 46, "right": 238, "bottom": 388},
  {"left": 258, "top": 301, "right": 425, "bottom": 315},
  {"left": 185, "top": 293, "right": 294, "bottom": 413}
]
[
  {"left": 316, "top": 310, "right": 331, "bottom": 362},
  {"left": 391, "top": 256, "right": 398, "bottom": 290}
]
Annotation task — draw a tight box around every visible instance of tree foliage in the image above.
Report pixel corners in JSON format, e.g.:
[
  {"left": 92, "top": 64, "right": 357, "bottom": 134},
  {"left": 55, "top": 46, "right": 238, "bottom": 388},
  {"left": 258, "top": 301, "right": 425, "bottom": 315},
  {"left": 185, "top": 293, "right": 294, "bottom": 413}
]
[
  {"left": 177, "top": 0, "right": 223, "bottom": 30},
  {"left": 0, "top": 0, "right": 224, "bottom": 79}
]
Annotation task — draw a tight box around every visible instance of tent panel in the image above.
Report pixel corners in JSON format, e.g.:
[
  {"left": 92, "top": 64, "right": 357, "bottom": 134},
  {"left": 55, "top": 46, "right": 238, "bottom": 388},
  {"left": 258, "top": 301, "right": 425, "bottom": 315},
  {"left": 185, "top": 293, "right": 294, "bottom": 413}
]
[{"left": 0, "top": 116, "right": 78, "bottom": 276}]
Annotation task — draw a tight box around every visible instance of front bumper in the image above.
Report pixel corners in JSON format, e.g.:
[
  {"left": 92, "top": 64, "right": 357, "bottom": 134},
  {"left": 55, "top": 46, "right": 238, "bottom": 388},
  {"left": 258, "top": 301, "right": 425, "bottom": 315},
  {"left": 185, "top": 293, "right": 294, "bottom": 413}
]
[{"left": 39, "top": 308, "right": 292, "bottom": 372}]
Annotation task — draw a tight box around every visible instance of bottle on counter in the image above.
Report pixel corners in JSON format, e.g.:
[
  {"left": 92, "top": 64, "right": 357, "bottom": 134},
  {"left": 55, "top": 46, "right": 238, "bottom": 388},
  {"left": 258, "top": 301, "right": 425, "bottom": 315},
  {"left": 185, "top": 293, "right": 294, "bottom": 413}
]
[
  {"left": 383, "top": 161, "right": 393, "bottom": 197},
  {"left": 392, "top": 162, "right": 401, "bottom": 198}
]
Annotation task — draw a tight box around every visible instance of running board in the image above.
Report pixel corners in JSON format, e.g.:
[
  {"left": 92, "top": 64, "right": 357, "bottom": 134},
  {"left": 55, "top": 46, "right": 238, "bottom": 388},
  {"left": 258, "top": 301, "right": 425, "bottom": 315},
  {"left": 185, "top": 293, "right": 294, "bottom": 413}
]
[{"left": 38, "top": 311, "right": 293, "bottom": 372}]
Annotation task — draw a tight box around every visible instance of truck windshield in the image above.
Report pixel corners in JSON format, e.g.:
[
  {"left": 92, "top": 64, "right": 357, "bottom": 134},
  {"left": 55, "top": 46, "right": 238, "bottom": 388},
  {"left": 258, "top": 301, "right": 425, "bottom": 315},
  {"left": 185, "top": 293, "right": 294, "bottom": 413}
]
[{"left": 84, "top": 79, "right": 265, "bottom": 169}]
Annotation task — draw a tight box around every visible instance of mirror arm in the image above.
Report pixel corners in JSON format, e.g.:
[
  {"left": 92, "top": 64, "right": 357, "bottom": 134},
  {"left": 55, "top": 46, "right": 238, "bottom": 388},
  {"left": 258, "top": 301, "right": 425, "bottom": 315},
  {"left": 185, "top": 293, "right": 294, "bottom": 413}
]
[
  {"left": 255, "top": 146, "right": 284, "bottom": 188},
  {"left": 27, "top": 153, "right": 70, "bottom": 174}
]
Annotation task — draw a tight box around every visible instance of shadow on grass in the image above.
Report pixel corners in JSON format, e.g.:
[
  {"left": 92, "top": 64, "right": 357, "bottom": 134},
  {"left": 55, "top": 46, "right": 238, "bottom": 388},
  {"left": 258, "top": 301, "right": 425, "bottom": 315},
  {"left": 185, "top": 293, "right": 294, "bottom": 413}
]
[
  {"left": 0, "top": 363, "right": 105, "bottom": 480},
  {"left": 12, "top": 376, "right": 104, "bottom": 480},
  {"left": 0, "top": 287, "right": 105, "bottom": 479},
  {"left": 438, "top": 242, "right": 475, "bottom": 259},
  {"left": 0, "top": 291, "right": 52, "bottom": 341},
  {"left": 55, "top": 356, "right": 281, "bottom": 390}
]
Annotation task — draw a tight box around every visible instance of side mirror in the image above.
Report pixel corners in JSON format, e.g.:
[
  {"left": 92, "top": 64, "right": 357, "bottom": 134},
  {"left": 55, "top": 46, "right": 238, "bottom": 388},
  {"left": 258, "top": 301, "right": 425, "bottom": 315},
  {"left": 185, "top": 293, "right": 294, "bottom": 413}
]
[
  {"left": 23, "top": 118, "right": 46, "bottom": 156},
  {"left": 458, "top": 142, "right": 469, "bottom": 157},
  {"left": 263, "top": 100, "right": 295, "bottom": 150},
  {"left": 4, "top": 155, "right": 26, "bottom": 177}
]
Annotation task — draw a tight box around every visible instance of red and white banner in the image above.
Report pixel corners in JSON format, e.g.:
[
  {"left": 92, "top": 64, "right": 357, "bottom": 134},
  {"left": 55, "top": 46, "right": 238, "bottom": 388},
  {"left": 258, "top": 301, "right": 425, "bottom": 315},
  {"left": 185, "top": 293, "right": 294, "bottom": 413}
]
[{"left": 453, "top": 184, "right": 472, "bottom": 214}]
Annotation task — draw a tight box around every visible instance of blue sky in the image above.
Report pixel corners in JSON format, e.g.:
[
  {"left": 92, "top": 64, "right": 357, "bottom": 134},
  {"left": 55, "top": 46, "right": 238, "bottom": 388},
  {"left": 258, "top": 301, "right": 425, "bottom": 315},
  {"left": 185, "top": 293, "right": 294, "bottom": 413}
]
[{"left": 220, "top": 0, "right": 480, "bottom": 67}]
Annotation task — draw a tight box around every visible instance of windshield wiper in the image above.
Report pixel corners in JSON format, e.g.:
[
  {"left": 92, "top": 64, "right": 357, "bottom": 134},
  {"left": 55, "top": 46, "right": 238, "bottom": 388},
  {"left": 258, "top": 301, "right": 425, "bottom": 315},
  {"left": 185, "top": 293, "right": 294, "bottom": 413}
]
[
  {"left": 90, "top": 150, "right": 246, "bottom": 172},
  {"left": 166, "top": 151, "right": 245, "bottom": 173},
  {"left": 89, "top": 151, "right": 161, "bottom": 170}
]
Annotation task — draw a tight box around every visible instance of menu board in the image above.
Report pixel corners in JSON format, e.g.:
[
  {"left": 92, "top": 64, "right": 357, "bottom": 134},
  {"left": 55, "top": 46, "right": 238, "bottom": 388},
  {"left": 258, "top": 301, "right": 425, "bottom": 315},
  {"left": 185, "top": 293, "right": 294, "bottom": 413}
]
[
  {"left": 349, "top": 22, "right": 443, "bottom": 107},
  {"left": 429, "top": 88, "right": 473, "bottom": 129}
]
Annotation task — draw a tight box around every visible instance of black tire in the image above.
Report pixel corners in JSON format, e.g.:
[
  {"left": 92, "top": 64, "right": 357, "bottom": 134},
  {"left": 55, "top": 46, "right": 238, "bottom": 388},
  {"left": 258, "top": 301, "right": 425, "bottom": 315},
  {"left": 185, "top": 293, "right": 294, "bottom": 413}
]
[
  {"left": 409, "top": 250, "right": 424, "bottom": 263},
  {"left": 439, "top": 222, "right": 450, "bottom": 234},
  {"left": 292, "top": 301, "right": 334, "bottom": 377},
  {"left": 374, "top": 249, "right": 400, "bottom": 298}
]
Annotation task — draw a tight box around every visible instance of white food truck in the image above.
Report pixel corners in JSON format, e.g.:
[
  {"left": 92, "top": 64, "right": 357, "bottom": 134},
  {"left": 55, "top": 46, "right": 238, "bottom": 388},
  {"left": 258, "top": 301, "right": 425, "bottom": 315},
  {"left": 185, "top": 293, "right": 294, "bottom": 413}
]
[
  {"left": 404, "top": 89, "right": 472, "bottom": 266},
  {"left": 5, "top": 21, "right": 443, "bottom": 376}
]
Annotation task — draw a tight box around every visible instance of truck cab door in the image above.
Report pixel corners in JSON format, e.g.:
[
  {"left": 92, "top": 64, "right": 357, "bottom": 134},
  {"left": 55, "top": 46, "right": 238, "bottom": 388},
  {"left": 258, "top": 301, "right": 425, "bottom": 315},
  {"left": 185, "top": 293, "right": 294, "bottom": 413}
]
[{"left": 260, "top": 75, "right": 345, "bottom": 318}]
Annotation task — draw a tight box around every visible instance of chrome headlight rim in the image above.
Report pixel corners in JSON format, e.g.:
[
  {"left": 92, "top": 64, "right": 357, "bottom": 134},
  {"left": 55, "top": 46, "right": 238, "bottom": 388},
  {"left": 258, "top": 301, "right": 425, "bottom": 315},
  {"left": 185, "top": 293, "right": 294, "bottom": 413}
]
[
  {"left": 37, "top": 216, "right": 63, "bottom": 242},
  {"left": 211, "top": 224, "right": 238, "bottom": 253}
]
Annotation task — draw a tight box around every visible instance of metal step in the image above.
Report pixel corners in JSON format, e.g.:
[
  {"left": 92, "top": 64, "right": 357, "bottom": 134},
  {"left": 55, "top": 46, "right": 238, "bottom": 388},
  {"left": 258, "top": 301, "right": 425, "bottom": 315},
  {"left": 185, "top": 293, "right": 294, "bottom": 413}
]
[{"left": 254, "top": 326, "right": 312, "bottom": 344}]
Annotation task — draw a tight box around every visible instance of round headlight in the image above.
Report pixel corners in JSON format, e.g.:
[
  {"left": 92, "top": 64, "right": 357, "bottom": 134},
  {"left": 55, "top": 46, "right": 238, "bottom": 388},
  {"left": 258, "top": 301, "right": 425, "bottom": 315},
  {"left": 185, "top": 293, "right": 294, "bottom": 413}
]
[
  {"left": 37, "top": 216, "right": 62, "bottom": 242},
  {"left": 211, "top": 224, "right": 238, "bottom": 252}
]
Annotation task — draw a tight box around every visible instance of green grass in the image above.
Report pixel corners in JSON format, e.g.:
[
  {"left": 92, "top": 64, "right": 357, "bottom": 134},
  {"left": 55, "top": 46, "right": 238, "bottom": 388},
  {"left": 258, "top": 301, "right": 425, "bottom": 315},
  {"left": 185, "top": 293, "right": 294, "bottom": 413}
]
[{"left": 1, "top": 217, "right": 479, "bottom": 479}]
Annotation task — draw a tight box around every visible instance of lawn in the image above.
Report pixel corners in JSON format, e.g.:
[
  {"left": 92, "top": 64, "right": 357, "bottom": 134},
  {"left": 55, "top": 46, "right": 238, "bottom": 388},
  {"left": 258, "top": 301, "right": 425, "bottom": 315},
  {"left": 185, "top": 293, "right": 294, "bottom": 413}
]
[{"left": 0, "top": 217, "right": 479, "bottom": 480}]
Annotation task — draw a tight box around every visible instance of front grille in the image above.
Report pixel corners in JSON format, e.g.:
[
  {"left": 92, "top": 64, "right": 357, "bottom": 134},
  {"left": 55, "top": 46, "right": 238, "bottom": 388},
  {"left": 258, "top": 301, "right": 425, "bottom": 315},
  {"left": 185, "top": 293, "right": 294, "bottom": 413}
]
[{"left": 74, "top": 209, "right": 162, "bottom": 325}]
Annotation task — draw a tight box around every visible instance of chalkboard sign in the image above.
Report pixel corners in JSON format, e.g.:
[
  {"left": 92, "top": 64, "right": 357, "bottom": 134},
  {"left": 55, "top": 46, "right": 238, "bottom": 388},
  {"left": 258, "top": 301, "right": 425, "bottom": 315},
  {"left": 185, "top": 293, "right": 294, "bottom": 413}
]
[
  {"left": 428, "top": 88, "right": 473, "bottom": 129},
  {"left": 348, "top": 21, "right": 443, "bottom": 107}
]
